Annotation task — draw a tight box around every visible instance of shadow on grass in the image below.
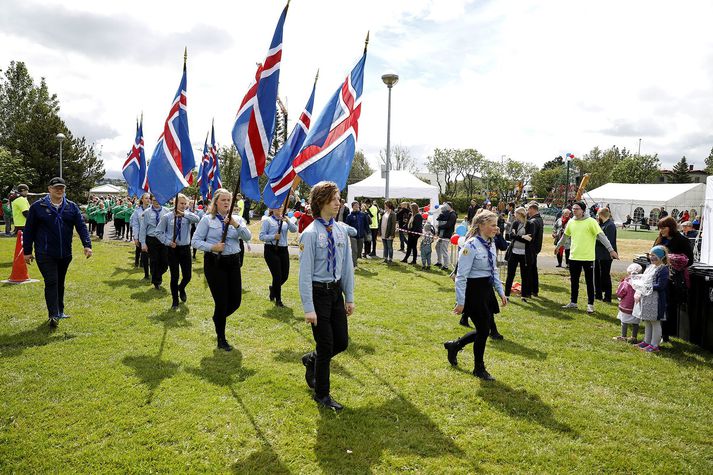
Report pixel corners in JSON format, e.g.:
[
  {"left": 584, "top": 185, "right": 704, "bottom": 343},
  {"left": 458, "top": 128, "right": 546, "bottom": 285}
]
[
  {"left": 271, "top": 348, "right": 364, "bottom": 385},
  {"left": 130, "top": 286, "right": 168, "bottom": 302},
  {"left": 261, "top": 305, "right": 298, "bottom": 324},
  {"left": 660, "top": 339, "right": 713, "bottom": 370},
  {"left": 518, "top": 296, "right": 574, "bottom": 321},
  {"left": 490, "top": 338, "right": 548, "bottom": 360},
  {"left": 314, "top": 396, "right": 469, "bottom": 474},
  {"left": 354, "top": 266, "right": 377, "bottom": 276},
  {"left": 477, "top": 380, "right": 577, "bottom": 436},
  {"left": 187, "top": 348, "right": 256, "bottom": 387},
  {"left": 538, "top": 282, "right": 569, "bottom": 296},
  {"left": 0, "top": 323, "right": 76, "bottom": 358},
  {"left": 103, "top": 276, "right": 149, "bottom": 289},
  {"left": 122, "top": 327, "right": 180, "bottom": 404},
  {"left": 149, "top": 306, "right": 192, "bottom": 328}
]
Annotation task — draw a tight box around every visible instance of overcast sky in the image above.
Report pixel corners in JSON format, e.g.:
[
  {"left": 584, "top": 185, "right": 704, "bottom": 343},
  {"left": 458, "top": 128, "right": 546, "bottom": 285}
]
[{"left": 2, "top": 0, "right": 713, "bottom": 179}]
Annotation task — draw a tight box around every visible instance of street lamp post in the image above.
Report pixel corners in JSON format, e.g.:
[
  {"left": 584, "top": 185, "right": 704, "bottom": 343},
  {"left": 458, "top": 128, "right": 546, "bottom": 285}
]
[
  {"left": 56, "top": 133, "right": 66, "bottom": 178},
  {"left": 381, "top": 73, "right": 399, "bottom": 199},
  {"left": 565, "top": 154, "right": 571, "bottom": 207}
]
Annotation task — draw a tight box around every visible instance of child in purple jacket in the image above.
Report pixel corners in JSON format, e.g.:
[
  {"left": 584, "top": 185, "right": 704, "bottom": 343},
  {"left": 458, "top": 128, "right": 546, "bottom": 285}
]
[{"left": 614, "top": 263, "right": 642, "bottom": 342}]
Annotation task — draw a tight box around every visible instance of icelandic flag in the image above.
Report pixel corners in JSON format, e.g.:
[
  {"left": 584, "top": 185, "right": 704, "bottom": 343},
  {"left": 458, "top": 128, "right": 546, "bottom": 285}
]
[
  {"left": 197, "top": 134, "right": 211, "bottom": 202},
  {"left": 292, "top": 52, "right": 366, "bottom": 189},
  {"left": 209, "top": 123, "right": 222, "bottom": 194},
  {"left": 122, "top": 118, "right": 148, "bottom": 197},
  {"left": 231, "top": 3, "right": 288, "bottom": 201},
  {"left": 147, "top": 62, "right": 195, "bottom": 205},
  {"left": 262, "top": 79, "right": 316, "bottom": 209}
]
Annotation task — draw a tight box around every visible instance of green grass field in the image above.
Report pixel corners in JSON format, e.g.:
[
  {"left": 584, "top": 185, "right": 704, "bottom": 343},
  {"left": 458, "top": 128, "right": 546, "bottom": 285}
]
[{"left": 1, "top": 238, "right": 712, "bottom": 473}]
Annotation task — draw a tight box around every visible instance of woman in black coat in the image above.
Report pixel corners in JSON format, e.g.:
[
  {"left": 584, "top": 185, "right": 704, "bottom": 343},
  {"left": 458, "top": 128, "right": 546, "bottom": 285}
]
[
  {"left": 402, "top": 202, "right": 423, "bottom": 264},
  {"left": 654, "top": 216, "right": 693, "bottom": 342},
  {"left": 504, "top": 207, "right": 534, "bottom": 301}
]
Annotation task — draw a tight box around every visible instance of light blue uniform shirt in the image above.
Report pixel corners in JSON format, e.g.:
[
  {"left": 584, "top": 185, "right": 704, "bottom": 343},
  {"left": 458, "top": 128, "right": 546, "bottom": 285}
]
[
  {"left": 298, "top": 220, "right": 354, "bottom": 314},
  {"left": 259, "top": 215, "right": 297, "bottom": 246},
  {"left": 130, "top": 205, "right": 149, "bottom": 239},
  {"left": 191, "top": 214, "right": 251, "bottom": 256},
  {"left": 139, "top": 206, "right": 170, "bottom": 245},
  {"left": 455, "top": 236, "right": 504, "bottom": 306},
  {"left": 156, "top": 211, "right": 200, "bottom": 246}
]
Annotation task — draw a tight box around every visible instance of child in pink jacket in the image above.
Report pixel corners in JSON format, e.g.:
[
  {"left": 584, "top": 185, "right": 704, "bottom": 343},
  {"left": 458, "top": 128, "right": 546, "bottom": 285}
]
[{"left": 614, "top": 263, "right": 642, "bottom": 342}]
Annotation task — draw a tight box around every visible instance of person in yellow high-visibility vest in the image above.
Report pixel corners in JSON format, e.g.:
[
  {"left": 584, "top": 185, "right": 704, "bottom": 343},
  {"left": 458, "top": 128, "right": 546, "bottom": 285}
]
[
  {"left": 365, "top": 199, "right": 379, "bottom": 258},
  {"left": 12, "top": 184, "right": 31, "bottom": 232}
]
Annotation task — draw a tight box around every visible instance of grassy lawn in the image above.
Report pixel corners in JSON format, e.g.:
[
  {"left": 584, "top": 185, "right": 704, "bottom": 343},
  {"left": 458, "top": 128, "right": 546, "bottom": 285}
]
[{"left": 1, "top": 238, "right": 712, "bottom": 473}]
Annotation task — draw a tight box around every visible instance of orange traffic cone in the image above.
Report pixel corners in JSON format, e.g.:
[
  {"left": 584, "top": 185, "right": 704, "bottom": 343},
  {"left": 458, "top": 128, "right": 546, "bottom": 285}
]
[{"left": 3, "top": 230, "right": 38, "bottom": 284}]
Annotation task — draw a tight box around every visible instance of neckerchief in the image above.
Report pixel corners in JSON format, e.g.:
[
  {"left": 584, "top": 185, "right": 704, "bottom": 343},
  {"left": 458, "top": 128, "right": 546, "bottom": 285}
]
[
  {"left": 476, "top": 236, "right": 495, "bottom": 284},
  {"left": 271, "top": 215, "right": 282, "bottom": 243},
  {"left": 175, "top": 216, "right": 183, "bottom": 241},
  {"left": 216, "top": 213, "right": 228, "bottom": 235},
  {"left": 152, "top": 206, "right": 161, "bottom": 225},
  {"left": 316, "top": 217, "right": 336, "bottom": 279}
]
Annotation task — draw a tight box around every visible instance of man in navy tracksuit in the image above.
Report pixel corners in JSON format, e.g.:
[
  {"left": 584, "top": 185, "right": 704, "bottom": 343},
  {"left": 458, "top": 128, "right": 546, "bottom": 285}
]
[{"left": 23, "top": 177, "right": 92, "bottom": 328}]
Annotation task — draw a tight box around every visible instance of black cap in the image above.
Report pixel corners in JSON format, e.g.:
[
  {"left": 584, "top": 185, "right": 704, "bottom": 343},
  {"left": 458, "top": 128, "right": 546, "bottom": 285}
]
[
  {"left": 48, "top": 177, "right": 66, "bottom": 187},
  {"left": 17, "top": 184, "right": 29, "bottom": 191}
]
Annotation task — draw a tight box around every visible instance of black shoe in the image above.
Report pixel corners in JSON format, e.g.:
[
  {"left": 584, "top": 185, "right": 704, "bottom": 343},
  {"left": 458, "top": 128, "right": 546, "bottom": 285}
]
[
  {"left": 269, "top": 286, "right": 275, "bottom": 302},
  {"left": 532, "top": 293, "right": 538, "bottom": 298},
  {"left": 49, "top": 316, "right": 59, "bottom": 329},
  {"left": 154, "top": 283, "right": 160, "bottom": 290},
  {"left": 143, "top": 275, "right": 150, "bottom": 281},
  {"left": 313, "top": 394, "right": 343, "bottom": 411},
  {"left": 443, "top": 340, "right": 460, "bottom": 366},
  {"left": 171, "top": 302, "right": 179, "bottom": 310},
  {"left": 459, "top": 315, "right": 470, "bottom": 328},
  {"left": 275, "top": 300, "right": 285, "bottom": 308},
  {"left": 217, "top": 339, "right": 233, "bottom": 351},
  {"left": 602, "top": 298, "right": 612, "bottom": 303},
  {"left": 434, "top": 263, "right": 442, "bottom": 268},
  {"left": 301, "top": 353, "right": 316, "bottom": 389},
  {"left": 490, "top": 332, "right": 504, "bottom": 340},
  {"left": 473, "top": 368, "right": 495, "bottom": 381},
  {"left": 179, "top": 288, "right": 187, "bottom": 303},
  {"left": 400, "top": 258, "right": 408, "bottom": 263},
  {"left": 441, "top": 267, "right": 450, "bottom": 272}
]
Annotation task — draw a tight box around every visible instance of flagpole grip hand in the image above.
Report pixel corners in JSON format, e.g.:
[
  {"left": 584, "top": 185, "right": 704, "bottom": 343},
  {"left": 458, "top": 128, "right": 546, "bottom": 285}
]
[
  {"left": 170, "top": 242, "right": 177, "bottom": 249},
  {"left": 211, "top": 242, "right": 225, "bottom": 252}
]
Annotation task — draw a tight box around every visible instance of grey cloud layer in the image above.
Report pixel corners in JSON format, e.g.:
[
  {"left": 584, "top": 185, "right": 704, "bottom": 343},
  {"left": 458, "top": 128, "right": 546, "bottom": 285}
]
[{"left": 0, "top": 1, "right": 233, "bottom": 63}]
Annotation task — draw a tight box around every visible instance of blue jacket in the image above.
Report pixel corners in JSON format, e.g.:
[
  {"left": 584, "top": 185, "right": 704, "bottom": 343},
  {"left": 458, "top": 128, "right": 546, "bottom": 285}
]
[
  {"left": 23, "top": 196, "right": 92, "bottom": 258},
  {"left": 345, "top": 211, "right": 369, "bottom": 239}
]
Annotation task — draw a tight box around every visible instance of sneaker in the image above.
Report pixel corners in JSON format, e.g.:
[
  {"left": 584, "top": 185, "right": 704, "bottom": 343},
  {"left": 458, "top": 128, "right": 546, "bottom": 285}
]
[
  {"left": 637, "top": 341, "right": 650, "bottom": 349},
  {"left": 638, "top": 343, "right": 652, "bottom": 351},
  {"left": 562, "top": 302, "right": 578, "bottom": 309},
  {"left": 49, "top": 316, "right": 59, "bottom": 328},
  {"left": 58, "top": 312, "right": 71, "bottom": 319},
  {"left": 645, "top": 345, "right": 660, "bottom": 353},
  {"left": 587, "top": 304, "right": 594, "bottom": 313},
  {"left": 612, "top": 336, "right": 628, "bottom": 341}
]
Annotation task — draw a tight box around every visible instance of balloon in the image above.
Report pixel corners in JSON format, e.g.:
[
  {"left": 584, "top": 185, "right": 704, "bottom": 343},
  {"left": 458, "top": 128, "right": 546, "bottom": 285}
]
[
  {"left": 301, "top": 199, "right": 306, "bottom": 205},
  {"left": 434, "top": 204, "right": 440, "bottom": 209},
  {"left": 421, "top": 212, "right": 428, "bottom": 219},
  {"left": 424, "top": 205, "right": 430, "bottom": 212},
  {"left": 288, "top": 211, "right": 294, "bottom": 218},
  {"left": 457, "top": 236, "right": 466, "bottom": 247},
  {"left": 455, "top": 225, "right": 467, "bottom": 236},
  {"left": 294, "top": 211, "right": 302, "bottom": 218},
  {"left": 450, "top": 234, "right": 460, "bottom": 245}
]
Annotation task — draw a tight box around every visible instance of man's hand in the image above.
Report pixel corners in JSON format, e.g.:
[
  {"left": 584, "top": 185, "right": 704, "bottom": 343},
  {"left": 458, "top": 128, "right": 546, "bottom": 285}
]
[
  {"left": 134, "top": 239, "right": 140, "bottom": 248},
  {"left": 500, "top": 293, "right": 508, "bottom": 307},
  {"left": 170, "top": 242, "right": 177, "bottom": 249},
  {"left": 24, "top": 254, "right": 33, "bottom": 265},
  {"left": 141, "top": 244, "right": 148, "bottom": 252},
  {"left": 211, "top": 242, "right": 225, "bottom": 252},
  {"left": 610, "top": 250, "right": 619, "bottom": 260},
  {"left": 453, "top": 304, "right": 464, "bottom": 314},
  {"left": 345, "top": 302, "right": 355, "bottom": 316},
  {"left": 305, "top": 311, "right": 317, "bottom": 325},
  {"left": 83, "top": 248, "right": 93, "bottom": 259},
  {"left": 274, "top": 234, "right": 281, "bottom": 242}
]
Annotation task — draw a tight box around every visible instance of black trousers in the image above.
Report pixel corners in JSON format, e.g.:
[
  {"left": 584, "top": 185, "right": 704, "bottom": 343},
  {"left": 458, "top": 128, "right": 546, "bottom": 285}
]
[
  {"left": 505, "top": 253, "right": 530, "bottom": 297},
  {"left": 404, "top": 234, "right": 419, "bottom": 262},
  {"left": 204, "top": 252, "right": 242, "bottom": 342},
  {"left": 36, "top": 254, "right": 72, "bottom": 319},
  {"left": 168, "top": 245, "right": 192, "bottom": 304},
  {"left": 264, "top": 245, "right": 289, "bottom": 301},
  {"left": 529, "top": 254, "right": 540, "bottom": 295},
  {"left": 309, "top": 283, "right": 348, "bottom": 398},
  {"left": 135, "top": 244, "right": 149, "bottom": 277},
  {"left": 96, "top": 223, "right": 105, "bottom": 240},
  {"left": 369, "top": 229, "right": 378, "bottom": 255},
  {"left": 594, "top": 259, "right": 613, "bottom": 301},
  {"left": 146, "top": 236, "right": 168, "bottom": 286},
  {"left": 569, "top": 259, "right": 594, "bottom": 305},
  {"left": 398, "top": 231, "right": 407, "bottom": 251},
  {"left": 114, "top": 218, "right": 125, "bottom": 238}
]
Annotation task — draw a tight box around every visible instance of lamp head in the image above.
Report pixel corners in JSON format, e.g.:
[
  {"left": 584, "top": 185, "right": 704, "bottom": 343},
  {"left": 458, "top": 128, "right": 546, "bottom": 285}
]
[
  {"left": 56, "top": 133, "right": 66, "bottom": 142},
  {"left": 381, "top": 73, "right": 399, "bottom": 87}
]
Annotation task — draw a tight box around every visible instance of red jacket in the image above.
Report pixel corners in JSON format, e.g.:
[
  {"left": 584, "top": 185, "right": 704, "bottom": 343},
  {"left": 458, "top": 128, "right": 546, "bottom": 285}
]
[{"left": 298, "top": 213, "right": 314, "bottom": 233}]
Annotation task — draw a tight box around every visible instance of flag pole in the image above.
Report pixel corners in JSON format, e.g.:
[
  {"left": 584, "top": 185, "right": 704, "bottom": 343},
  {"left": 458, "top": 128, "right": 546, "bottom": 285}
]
[
  {"left": 364, "top": 31, "right": 370, "bottom": 54},
  {"left": 173, "top": 47, "right": 188, "bottom": 243}
]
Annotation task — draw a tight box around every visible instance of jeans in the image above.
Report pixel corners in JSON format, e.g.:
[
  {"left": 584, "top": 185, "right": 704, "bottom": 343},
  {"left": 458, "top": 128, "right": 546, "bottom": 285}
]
[
  {"left": 569, "top": 260, "right": 594, "bottom": 305},
  {"left": 36, "top": 254, "right": 73, "bottom": 319},
  {"left": 399, "top": 231, "right": 407, "bottom": 251},
  {"left": 382, "top": 239, "right": 393, "bottom": 260},
  {"left": 594, "top": 259, "right": 613, "bottom": 300},
  {"left": 167, "top": 245, "right": 192, "bottom": 304},
  {"left": 309, "top": 284, "right": 348, "bottom": 398}
]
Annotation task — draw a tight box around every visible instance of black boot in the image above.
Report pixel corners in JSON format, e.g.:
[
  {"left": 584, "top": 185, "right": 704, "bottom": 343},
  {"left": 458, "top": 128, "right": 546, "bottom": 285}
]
[
  {"left": 217, "top": 339, "right": 233, "bottom": 351},
  {"left": 301, "top": 352, "right": 316, "bottom": 389},
  {"left": 459, "top": 315, "right": 470, "bottom": 328},
  {"left": 473, "top": 364, "right": 495, "bottom": 381},
  {"left": 443, "top": 340, "right": 461, "bottom": 366}
]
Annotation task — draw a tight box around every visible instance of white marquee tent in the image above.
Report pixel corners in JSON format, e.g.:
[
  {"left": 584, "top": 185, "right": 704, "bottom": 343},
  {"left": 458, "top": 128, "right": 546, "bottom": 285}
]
[
  {"left": 700, "top": 176, "right": 713, "bottom": 265},
  {"left": 89, "top": 184, "right": 126, "bottom": 195},
  {"left": 584, "top": 182, "right": 705, "bottom": 224},
  {"left": 346, "top": 170, "right": 440, "bottom": 206}
]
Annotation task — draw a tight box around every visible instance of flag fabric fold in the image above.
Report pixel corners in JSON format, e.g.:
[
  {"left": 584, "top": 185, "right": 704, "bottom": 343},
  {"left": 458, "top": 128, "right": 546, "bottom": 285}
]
[
  {"left": 292, "top": 52, "right": 366, "bottom": 189},
  {"left": 210, "top": 123, "right": 222, "bottom": 195},
  {"left": 197, "top": 135, "right": 211, "bottom": 202},
  {"left": 147, "top": 64, "right": 195, "bottom": 205},
  {"left": 262, "top": 80, "right": 316, "bottom": 209},
  {"left": 122, "top": 119, "right": 148, "bottom": 198},
  {"left": 231, "top": 3, "right": 288, "bottom": 201}
]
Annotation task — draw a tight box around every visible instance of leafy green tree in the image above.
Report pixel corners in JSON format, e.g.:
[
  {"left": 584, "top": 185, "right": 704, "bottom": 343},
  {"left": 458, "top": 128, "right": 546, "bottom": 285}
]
[
  {"left": 426, "top": 148, "right": 459, "bottom": 198},
  {"left": 0, "top": 61, "right": 104, "bottom": 202},
  {"left": 347, "top": 150, "right": 374, "bottom": 185},
  {"left": 573, "top": 146, "right": 631, "bottom": 190},
  {"left": 531, "top": 167, "right": 565, "bottom": 199},
  {"left": 704, "top": 147, "right": 713, "bottom": 174},
  {"left": 610, "top": 154, "right": 661, "bottom": 184},
  {"left": 218, "top": 144, "right": 241, "bottom": 192},
  {"left": 455, "top": 148, "right": 484, "bottom": 198},
  {"left": 542, "top": 155, "right": 565, "bottom": 171},
  {"left": 670, "top": 156, "right": 692, "bottom": 183}
]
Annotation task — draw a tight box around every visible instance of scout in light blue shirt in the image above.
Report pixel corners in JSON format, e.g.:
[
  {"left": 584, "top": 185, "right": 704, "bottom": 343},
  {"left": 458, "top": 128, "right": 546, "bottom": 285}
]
[
  {"left": 191, "top": 213, "right": 251, "bottom": 255},
  {"left": 157, "top": 210, "right": 200, "bottom": 247},
  {"left": 139, "top": 201, "right": 170, "bottom": 247},
  {"left": 259, "top": 214, "right": 298, "bottom": 246},
  {"left": 298, "top": 181, "right": 355, "bottom": 412},
  {"left": 455, "top": 237, "right": 504, "bottom": 306},
  {"left": 130, "top": 204, "right": 149, "bottom": 242}
]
